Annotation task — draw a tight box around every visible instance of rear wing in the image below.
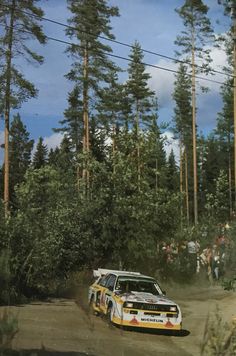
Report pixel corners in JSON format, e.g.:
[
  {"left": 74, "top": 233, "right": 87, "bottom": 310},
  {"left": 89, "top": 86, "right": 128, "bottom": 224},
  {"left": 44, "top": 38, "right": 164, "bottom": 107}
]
[{"left": 93, "top": 268, "right": 141, "bottom": 278}]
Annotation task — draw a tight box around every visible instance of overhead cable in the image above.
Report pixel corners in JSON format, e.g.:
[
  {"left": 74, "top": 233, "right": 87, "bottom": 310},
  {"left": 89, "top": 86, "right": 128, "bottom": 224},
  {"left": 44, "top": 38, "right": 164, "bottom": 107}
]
[{"left": 0, "top": 2, "right": 233, "bottom": 80}]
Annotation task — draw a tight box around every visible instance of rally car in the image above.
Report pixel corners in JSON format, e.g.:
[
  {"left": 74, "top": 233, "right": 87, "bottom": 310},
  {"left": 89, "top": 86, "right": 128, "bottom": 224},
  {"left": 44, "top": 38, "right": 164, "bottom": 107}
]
[{"left": 88, "top": 269, "right": 182, "bottom": 331}]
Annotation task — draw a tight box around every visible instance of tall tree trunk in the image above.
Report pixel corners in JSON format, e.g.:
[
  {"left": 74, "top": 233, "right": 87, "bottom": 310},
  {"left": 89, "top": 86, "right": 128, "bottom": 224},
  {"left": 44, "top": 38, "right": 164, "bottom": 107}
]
[
  {"left": 234, "top": 23, "right": 236, "bottom": 212},
  {"left": 136, "top": 99, "right": 140, "bottom": 190},
  {"left": 4, "top": 0, "right": 15, "bottom": 217},
  {"left": 228, "top": 133, "right": 232, "bottom": 218},
  {"left": 112, "top": 114, "right": 116, "bottom": 175},
  {"left": 82, "top": 45, "right": 89, "bottom": 194},
  {"left": 179, "top": 139, "right": 183, "bottom": 229},
  {"left": 191, "top": 37, "right": 198, "bottom": 224},
  {"left": 185, "top": 149, "right": 190, "bottom": 224}
]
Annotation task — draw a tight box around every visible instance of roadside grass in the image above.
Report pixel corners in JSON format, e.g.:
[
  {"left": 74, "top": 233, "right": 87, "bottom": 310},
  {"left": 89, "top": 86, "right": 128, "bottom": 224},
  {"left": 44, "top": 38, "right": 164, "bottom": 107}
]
[
  {"left": 201, "top": 306, "right": 236, "bottom": 356},
  {"left": 0, "top": 308, "right": 18, "bottom": 354}
]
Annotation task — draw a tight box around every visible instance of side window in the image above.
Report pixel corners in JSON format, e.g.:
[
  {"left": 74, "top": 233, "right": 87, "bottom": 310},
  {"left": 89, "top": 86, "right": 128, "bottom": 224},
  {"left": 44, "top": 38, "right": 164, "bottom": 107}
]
[
  {"left": 105, "top": 274, "right": 117, "bottom": 291},
  {"left": 99, "top": 275, "right": 110, "bottom": 287}
]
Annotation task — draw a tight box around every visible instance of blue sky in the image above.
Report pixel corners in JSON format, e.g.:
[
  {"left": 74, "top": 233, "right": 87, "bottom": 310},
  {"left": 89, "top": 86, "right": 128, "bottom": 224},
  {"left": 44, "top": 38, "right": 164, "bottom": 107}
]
[{"left": 0, "top": 0, "right": 231, "bottom": 154}]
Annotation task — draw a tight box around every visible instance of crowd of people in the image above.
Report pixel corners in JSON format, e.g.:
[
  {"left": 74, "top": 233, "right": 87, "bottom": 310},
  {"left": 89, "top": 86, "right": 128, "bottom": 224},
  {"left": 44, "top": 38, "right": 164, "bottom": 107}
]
[{"left": 158, "top": 225, "right": 232, "bottom": 281}]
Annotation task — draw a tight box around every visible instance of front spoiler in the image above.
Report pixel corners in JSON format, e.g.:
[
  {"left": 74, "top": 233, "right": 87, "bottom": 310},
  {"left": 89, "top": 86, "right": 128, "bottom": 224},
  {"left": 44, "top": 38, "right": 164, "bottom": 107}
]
[{"left": 111, "top": 315, "right": 181, "bottom": 330}]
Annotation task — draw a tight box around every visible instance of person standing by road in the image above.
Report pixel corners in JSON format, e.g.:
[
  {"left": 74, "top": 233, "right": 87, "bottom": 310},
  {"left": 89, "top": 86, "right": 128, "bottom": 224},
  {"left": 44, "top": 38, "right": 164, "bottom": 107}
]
[{"left": 187, "top": 238, "right": 197, "bottom": 274}]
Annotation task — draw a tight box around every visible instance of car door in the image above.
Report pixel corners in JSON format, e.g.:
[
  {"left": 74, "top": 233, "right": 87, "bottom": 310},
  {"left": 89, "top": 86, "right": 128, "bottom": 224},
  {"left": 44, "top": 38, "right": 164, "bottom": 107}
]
[{"left": 100, "top": 274, "right": 117, "bottom": 314}]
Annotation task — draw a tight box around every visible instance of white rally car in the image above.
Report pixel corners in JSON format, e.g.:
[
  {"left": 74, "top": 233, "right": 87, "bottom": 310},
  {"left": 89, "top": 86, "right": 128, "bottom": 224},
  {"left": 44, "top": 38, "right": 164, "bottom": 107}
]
[{"left": 88, "top": 269, "right": 182, "bottom": 331}]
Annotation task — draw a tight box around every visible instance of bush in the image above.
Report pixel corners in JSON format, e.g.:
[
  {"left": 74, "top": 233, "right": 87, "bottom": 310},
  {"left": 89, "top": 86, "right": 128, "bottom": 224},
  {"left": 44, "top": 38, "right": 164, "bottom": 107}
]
[
  {"left": 0, "top": 309, "right": 18, "bottom": 352},
  {"left": 201, "top": 307, "right": 236, "bottom": 356},
  {"left": 0, "top": 251, "right": 11, "bottom": 305}
]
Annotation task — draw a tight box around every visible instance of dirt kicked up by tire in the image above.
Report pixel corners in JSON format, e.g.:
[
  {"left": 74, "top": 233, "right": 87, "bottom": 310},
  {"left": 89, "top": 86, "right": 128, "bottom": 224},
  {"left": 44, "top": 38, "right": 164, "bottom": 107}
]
[{"left": 4, "top": 285, "right": 236, "bottom": 356}]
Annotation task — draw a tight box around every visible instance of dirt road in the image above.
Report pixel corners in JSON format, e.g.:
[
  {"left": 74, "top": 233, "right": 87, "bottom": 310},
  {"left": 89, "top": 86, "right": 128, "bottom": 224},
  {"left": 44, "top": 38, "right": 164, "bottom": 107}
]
[{"left": 4, "top": 284, "right": 236, "bottom": 356}]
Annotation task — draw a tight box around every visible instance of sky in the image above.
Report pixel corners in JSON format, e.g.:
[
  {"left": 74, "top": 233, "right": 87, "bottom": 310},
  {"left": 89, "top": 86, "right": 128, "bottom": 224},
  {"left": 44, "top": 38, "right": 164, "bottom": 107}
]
[{"left": 0, "top": 0, "right": 232, "bottom": 158}]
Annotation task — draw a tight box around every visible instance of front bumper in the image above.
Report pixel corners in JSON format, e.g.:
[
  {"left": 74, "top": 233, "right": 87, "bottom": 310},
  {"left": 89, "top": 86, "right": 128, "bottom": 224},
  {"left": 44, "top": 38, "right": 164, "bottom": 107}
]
[{"left": 112, "top": 306, "right": 182, "bottom": 330}]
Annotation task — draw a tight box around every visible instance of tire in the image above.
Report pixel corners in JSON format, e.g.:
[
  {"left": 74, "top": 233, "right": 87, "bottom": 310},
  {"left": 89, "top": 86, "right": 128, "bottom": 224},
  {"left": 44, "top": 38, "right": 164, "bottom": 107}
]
[
  {"left": 106, "top": 304, "right": 113, "bottom": 326},
  {"left": 89, "top": 295, "right": 96, "bottom": 315}
]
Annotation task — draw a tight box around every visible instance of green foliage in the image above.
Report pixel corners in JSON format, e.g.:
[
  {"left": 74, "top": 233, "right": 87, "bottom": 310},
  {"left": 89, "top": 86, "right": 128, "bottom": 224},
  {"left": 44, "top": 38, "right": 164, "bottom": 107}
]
[
  {"left": 0, "top": 0, "right": 46, "bottom": 110},
  {"left": 166, "top": 149, "right": 179, "bottom": 192},
  {"left": 9, "top": 166, "right": 68, "bottom": 294},
  {"left": 0, "top": 251, "right": 11, "bottom": 305},
  {"left": 9, "top": 113, "right": 34, "bottom": 203},
  {"left": 55, "top": 86, "right": 83, "bottom": 155},
  {"left": 66, "top": 0, "right": 119, "bottom": 101},
  {"left": 172, "top": 64, "right": 192, "bottom": 145},
  {"left": 32, "top": 137, "right": 48, "bottom": 169},
  {"left": 0, "top": 0, "right": 235, "bottom": 301},
  {"left": 127, "top": 41, "right": 154, "bottom": 107},
  {"left": 175, "top": 0, "right": 214, "bottom": 72},
  {"left": 205, "top": 170, "right": 230, "bottom": 222},
  {"left": 222, "top": 278, "right": 236, "bottom": 291},
  {"left": 201, "top": 307, "right": 236, "bottom": 356},
  {"left": 0, "top": 309, "right": 18, "bottom": 351}
]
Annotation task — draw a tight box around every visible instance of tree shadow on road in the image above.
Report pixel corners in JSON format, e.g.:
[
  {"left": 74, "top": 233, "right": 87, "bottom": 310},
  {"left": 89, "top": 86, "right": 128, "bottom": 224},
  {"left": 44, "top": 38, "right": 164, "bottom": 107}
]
[
  {"left": 1, "top": 350, "right": 95, "bottom": 356},
  {"left": 118, "top": 326, "right": 190, "bottom": 337}
]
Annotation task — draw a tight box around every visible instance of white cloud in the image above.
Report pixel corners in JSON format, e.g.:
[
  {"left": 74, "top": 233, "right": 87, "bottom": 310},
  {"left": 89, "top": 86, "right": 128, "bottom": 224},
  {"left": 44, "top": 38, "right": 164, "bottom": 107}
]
[
  {"left": 146, "top": 45, "right": 227, "bottom": 132},
  {"left": 162, "top": 130, "right": 180, "bottom": 164},
  {"left": 0, "top": 131, "right": 4, "bottom": 145},
  {"left": 44, "top": 133, "right": 64, "bottom": 150},
  {"left": 147, "top": 59, "right": 177, "bottom": 109},
  {"left": 32, "top": 132, "right": 64, "bottom": 156}
]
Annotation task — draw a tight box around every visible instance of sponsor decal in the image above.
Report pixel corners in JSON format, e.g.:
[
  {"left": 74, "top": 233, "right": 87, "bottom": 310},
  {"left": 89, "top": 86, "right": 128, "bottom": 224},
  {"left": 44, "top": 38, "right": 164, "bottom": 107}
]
[
  {"left": 165, "top": 319, "right": 174, "bottom": 328},
  {"left": 129, "top": 316, "right": 139, "bottom": 325},
  {"left": 141, "top": 318, "right": 163, "bottom": 323}
]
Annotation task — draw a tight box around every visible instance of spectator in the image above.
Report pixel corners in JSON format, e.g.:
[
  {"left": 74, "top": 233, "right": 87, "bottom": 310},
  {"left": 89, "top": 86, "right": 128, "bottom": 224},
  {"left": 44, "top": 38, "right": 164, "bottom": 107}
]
[
  {"left": 187, "top": 238, "right": 197, "bottom": 274},
  {"left": 200, "top": 245, "right": 212, "bottom": 280},
  {"left": 211, "top": 245, "right": 220, "bottom": 280}
]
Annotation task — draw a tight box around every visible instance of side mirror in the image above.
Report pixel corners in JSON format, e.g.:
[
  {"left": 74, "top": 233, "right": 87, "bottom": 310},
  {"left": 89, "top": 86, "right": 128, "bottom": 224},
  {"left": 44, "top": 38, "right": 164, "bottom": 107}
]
[{"left": 162, "top": 290, "right": 166, "bottom": 295}]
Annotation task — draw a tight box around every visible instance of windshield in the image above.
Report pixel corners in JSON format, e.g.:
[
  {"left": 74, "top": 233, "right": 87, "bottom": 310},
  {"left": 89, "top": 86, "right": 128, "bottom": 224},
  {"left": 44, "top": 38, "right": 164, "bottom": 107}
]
[{"left": 115, "top": 277, "right": 161, "bottom": 295}]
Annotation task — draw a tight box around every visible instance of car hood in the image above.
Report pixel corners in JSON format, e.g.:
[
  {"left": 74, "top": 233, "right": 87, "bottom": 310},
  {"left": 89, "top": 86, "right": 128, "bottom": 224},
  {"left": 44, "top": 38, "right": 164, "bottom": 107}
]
[{"left": 120, "top": 292, "right": 176, "bottom": 305}]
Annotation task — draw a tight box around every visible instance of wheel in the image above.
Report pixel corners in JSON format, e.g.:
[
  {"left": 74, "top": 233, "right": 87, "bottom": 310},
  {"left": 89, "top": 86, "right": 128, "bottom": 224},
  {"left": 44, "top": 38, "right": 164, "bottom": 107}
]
[
  {"left": 106, "top": 304, "right": 114, "bottom": 327},
  {"left": 89, "top": 295, "right": 96, "bottom": 315}
]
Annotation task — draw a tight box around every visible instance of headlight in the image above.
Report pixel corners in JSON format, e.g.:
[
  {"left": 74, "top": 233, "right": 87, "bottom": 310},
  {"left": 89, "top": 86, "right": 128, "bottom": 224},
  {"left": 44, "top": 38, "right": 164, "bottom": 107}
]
[
  {"left": 126, "top": 302, "right": 133, "bottom": 308},
  {"left": 170, "top": 306, "right": 177, "bottom": 312}
]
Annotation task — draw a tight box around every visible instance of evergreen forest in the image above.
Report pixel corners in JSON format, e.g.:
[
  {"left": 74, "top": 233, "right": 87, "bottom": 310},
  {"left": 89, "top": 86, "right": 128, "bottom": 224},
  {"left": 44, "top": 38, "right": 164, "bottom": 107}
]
[{"left": 0, "top": 0, "right": 236, "bottom": 301}]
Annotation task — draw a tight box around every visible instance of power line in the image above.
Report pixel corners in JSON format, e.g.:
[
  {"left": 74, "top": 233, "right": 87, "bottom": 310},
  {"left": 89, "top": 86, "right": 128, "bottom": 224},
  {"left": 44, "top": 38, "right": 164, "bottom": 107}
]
[
  {"left": 0, "top": 20, "right": 226, "bottom": 87},
  {"left": 0, "top": 2, "right": 233, "bottom": 80},
  {"left": 39, "top": 32, "right": 226, "bottom": 86}
]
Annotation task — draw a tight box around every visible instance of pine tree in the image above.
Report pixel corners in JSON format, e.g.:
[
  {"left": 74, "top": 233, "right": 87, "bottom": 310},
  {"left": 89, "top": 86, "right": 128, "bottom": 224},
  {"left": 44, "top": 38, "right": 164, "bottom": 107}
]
[
  {"left": 9, "top": 113, "right": 34, "bottom": 201},
  {"left": 0, "top": 0, "right": 46, "bottom": 214},
  {"left": 175, "top": 0, "right": 214, "bottom": 224},
  {"left": 215, "top": 79, "right": 234, "bottom": 216},
  {"left": 66, "top": 0, "right": 119, "bottom": 192},
  {"left": 172, "top": 63, "right": 192, "bottom": 222},
  {"left": 48, "top": 136, "right": 76, "bottom": 196},
  {"left": 126, "top": 41, "right": 155, "bottom": 188},
  {"left": 48, "top": 147, "right": 60, "bottom": 167},
  {"left": 216, "top": 1, "right": 236, "bottom": 212},
  {"left": 201, "top": 134, "right": 220, "bottom": 197},
  {"left": 126, "top": 41, "right": 155, "bottom": 128},
  {"left": 55, "top": 86, "right": 83, "bottom": 156},
  {"left": 166, "top": 149, "right": 179, "bottom": 193},
  {"left": 32, "top": 137, "right": 48, "bottom": 169},
  {"left": 95, "top": 69, "right": 130, "bottom": 181},
  {"left": 144, "top": 99, "right": 167, "bottom": 191}
]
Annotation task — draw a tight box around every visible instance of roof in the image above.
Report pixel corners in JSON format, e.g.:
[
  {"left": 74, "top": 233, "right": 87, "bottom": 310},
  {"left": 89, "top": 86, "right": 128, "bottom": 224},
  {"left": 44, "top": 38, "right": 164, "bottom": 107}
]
[{"left": 93, "top": 268, "right": 154, "bottom": 280}]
